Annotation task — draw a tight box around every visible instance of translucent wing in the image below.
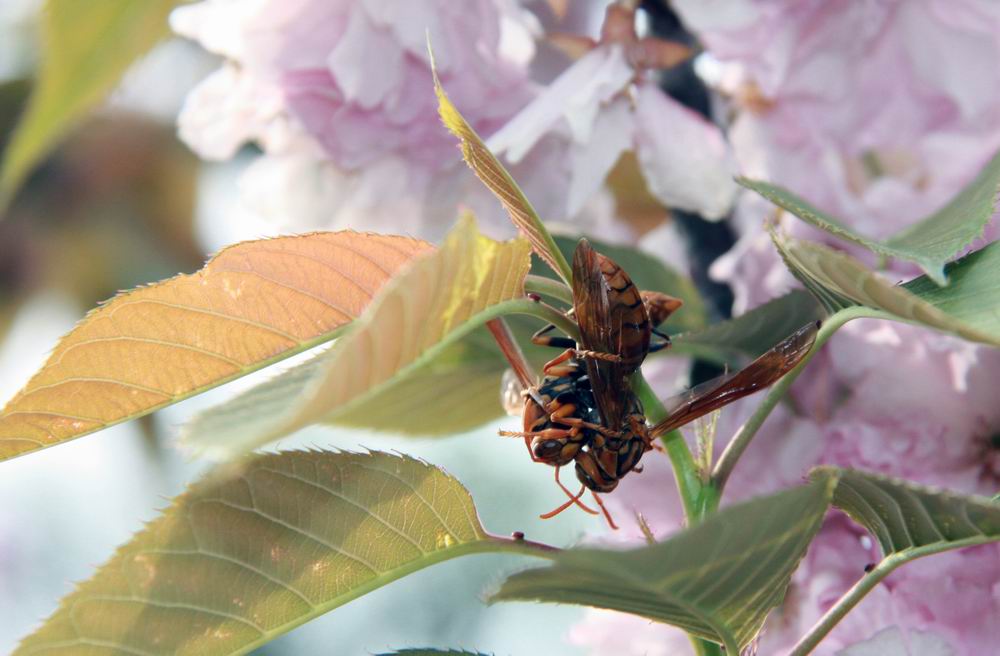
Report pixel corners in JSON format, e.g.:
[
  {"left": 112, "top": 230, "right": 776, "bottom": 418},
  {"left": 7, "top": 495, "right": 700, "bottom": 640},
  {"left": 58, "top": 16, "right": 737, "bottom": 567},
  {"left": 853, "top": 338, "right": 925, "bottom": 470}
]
[
  {"left": 486, "top": 318, "right": 544, "bottom": 409},
  {"left": 486, "top": 318, "right": 535, "bottom": 389},
  {"left": 572, "top": 239, "right": 644, "bottom": 427},
  {"left": 650, "top": 321, "right": 819, "bottom": 437}
]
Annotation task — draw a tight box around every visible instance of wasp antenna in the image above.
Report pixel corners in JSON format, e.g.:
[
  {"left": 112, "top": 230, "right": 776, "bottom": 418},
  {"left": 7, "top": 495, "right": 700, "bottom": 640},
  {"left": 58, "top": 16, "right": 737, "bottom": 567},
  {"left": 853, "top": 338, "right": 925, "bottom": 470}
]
[{"left": 575, "top": 349, "right": 623, "bottom": 363}]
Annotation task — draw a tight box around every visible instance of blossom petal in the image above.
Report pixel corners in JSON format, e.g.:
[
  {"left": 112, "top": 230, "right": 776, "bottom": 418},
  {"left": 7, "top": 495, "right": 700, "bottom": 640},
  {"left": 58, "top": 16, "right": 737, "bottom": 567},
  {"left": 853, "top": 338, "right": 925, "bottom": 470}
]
[
  {"left": 837, "top": 627, "right": 957, "bottom": 656},
  {"left": 633, "top": 83, "right": 737, "bottom": 219},
  {"left": 176, "top": 65, "right": 286, "bottom": 160},
  {"left": 487, "top": 45, "right": 633, "bottom": 163},
  {"left": 566, "top": 95, "right": 634, "bottom": 216}
]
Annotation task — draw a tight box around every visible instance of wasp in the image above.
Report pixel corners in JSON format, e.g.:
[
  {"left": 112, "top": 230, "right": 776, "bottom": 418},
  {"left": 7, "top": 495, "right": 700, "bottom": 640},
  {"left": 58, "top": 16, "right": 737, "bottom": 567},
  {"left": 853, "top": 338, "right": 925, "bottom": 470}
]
[{"left": 495, "top": 240, "right": 817, "bottom": 529}]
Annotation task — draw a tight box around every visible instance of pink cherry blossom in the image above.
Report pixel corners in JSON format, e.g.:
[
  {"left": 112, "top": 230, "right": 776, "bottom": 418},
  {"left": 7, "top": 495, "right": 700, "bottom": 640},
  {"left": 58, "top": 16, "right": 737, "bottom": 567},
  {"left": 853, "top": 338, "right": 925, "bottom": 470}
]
[
  {"left": 488, "top": 9, "right": 738, "bottom": 221},
  {"left": 570, "top": 5, "right": 1000, "bottom": 655},
  {"left": 171, "top": 0, "right": 564, "bottom": 238},
  {"left": 762, "top": 520, "right": 1000, "bottom": 655},
  {"left": 836, "top": 626, "right": 957, "bottom": 656},
  {"left": 673, "top": 0, "right": 1000, "bottom": 312}
]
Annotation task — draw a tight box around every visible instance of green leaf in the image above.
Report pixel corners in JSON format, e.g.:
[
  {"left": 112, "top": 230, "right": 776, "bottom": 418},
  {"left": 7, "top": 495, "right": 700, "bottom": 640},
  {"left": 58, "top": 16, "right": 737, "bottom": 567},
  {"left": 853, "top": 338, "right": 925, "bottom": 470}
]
[
  {"left": 739, "top": 147, "right": 1000, "bottom": 285},
  {"left": 0, "top": 0, "right": 183, "bottom": 206},
  {"left": 431, "top": 45, "right": 572, "bottom": 285},
  {"left": 15, "top": 450, "right": 526, "bottom": 656},
  {"left": 547, "top": 235, "right": 708, "bottom": 334},
  {"left": 813, "top": 467, "right": 1000, "bottom": 560},
  {"left": 491, "top": 478, "right": 835, "bottom": 652},
  {"left": 671, "top": 290, "right": 824, "bottom": 364},
  {"left": 775, "top": 236, "right": 1000, "bottom": 347},
  {"left": 184, "top": 215, "right": 532, "bottom": 458},
  {"left": 788, "top": 468, "right": 1000, "bottom": 656}
]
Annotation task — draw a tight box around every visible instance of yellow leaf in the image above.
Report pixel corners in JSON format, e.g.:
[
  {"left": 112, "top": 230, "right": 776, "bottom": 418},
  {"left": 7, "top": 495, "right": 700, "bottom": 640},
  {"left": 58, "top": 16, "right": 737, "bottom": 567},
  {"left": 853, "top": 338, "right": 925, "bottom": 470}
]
[
  {"left": 0, "top": 232, "right": 432, "bottom": 462},
  {"left": 185, "top": 214, "right": 532, "bottom": 458},
  {"left": 430, "top": 46, "right": 572, "bottom": 285}
]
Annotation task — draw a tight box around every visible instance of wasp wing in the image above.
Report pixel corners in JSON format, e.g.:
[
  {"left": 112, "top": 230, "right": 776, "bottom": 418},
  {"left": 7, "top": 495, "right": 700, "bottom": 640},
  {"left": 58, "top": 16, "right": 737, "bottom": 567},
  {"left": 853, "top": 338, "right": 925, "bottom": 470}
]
[
  {"left": 650, "top": 321, "right": 819, "bottom": 437},
  {"left": 572, "top": 239, "right": 637, "bottom": 427},
  {"left": 486, "top": 318, "right": 535, "bottom": 389}
]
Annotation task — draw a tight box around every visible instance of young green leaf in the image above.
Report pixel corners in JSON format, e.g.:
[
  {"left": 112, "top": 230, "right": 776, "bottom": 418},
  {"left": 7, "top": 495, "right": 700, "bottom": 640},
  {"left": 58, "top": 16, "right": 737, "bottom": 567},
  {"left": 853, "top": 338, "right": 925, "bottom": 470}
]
[
  {"left": 14, "top": 451, "right": 519, "bottom": 656},
  {"left": 813, "top": 467, "right": 1000, "bottom": 559},
  {"left": 0, "top": 232, "right": 431, "bottom": 463},
  {"left": 739, "top": 148, "right": 1000, "bottom": 285},
  {"left": 671, "top": 290, "right": 825, "bottom": 364},
  {"left": 491, "top": 478, "right": 836, "bottom": 652},
  {"left": 184, "top": 215, "right": 531, "bottom": 458},
  {"left": 775, "top": 236, "right": 1000, "bottom": 347},
  {"left": 431, "top": 48, "right": 572, "bottom": 285},
  {"left": 0, "top": 0, "right": 184, "bottom": 206}
]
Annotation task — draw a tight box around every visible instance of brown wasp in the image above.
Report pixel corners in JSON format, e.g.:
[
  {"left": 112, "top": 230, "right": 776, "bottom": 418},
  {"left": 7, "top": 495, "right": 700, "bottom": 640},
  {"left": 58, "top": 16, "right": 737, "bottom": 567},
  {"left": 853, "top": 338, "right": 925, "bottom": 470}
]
[{"left": 496, "top": 239, "right": 817, "bottom": 529}]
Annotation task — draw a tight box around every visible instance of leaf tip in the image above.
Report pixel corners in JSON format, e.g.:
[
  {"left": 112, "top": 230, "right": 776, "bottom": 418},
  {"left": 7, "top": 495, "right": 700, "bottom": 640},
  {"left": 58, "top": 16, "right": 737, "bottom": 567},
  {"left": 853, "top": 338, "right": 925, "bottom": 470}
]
[
  {"left": 428, "top": 36, "right": 464, "bottom": 140},
  {"left": 921, "top": 261, "right": 950, "bottom": 287}
]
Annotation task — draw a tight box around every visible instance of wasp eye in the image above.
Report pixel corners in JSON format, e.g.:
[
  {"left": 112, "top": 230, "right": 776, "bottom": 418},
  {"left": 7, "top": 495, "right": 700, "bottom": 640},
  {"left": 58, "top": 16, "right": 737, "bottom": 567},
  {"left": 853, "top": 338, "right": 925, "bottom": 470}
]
[{"left": 533, "top": 440, "right": 562, "bottom": 458}]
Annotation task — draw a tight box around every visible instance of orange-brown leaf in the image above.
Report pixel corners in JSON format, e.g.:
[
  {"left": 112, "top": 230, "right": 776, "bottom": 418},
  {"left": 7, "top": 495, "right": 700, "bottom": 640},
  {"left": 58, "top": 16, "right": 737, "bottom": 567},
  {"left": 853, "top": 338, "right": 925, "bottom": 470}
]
[{"left": 0, "top": 232, "right": 432, "bottom": 461}]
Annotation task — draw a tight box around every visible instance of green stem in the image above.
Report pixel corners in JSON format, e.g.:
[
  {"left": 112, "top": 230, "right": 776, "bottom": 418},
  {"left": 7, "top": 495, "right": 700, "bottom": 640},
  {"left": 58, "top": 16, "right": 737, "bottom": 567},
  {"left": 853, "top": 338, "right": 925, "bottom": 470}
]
[
  {"left": 635, "top": 374, "right": 723, "bottom": 656},
  {"left": 499, "top": 297, "right": 581, "bottom": 342},
  {"left": 525, "top": 274, "right": 574, "bottom": 305},
  {"left": 484, "top": 532, "right": 562, "bottom": 559},
  {"left": 710, "top": 307, "right": 866, "bottom": 495},
  {"left": 787, "top": 556, "right": 897, "bottom": 655},
  {"left": 634, "top": 375, "right": 704, "bottom": 522}
]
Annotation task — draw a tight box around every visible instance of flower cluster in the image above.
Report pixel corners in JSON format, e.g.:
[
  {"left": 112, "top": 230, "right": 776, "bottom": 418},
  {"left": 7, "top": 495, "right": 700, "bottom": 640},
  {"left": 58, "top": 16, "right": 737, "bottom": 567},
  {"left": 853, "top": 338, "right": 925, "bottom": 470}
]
[
  {"left": 171, "top": 0, "right": 553, "bottom": 239},
  {"left": 575, "top": 2, "right": 1000, "bottom": 654},
  {"left": 173, "top": 1, "right": 1000, "bottom": 653},
  {"left": 172, "top": 1, "right": 738, "bottom": 243}
]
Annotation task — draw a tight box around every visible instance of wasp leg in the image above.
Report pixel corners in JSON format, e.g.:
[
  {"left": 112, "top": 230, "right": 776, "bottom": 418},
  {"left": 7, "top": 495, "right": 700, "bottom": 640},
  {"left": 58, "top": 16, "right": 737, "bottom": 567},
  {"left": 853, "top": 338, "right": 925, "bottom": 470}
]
[
  {"left": 540, "top": 468, "right": 598, "bottom": 519},
  {"left": 590, "top": 492, "right": 619, "bottom": 530},
  {"left": 552, "top": 466, "right": 598, "bottom": 516},
  {"left": 541, "top": 348, "right": 578, "bottom": 376},
  {"left": 532, "top": 323, "right": 577, "bottom": 351},
  {"left": 648, "top": 328, "right": 672, "bottom": 353},
  {"left": 539, "top": 487, "right": 588, "bottom": 519}
]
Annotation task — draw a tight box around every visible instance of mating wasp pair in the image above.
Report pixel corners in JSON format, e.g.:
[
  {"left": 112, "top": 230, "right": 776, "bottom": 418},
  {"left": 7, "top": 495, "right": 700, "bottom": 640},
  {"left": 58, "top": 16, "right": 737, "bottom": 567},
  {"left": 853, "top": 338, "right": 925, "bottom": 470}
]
[{"left": 496, "top": 240, "right": 817, "bottom": 529}]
